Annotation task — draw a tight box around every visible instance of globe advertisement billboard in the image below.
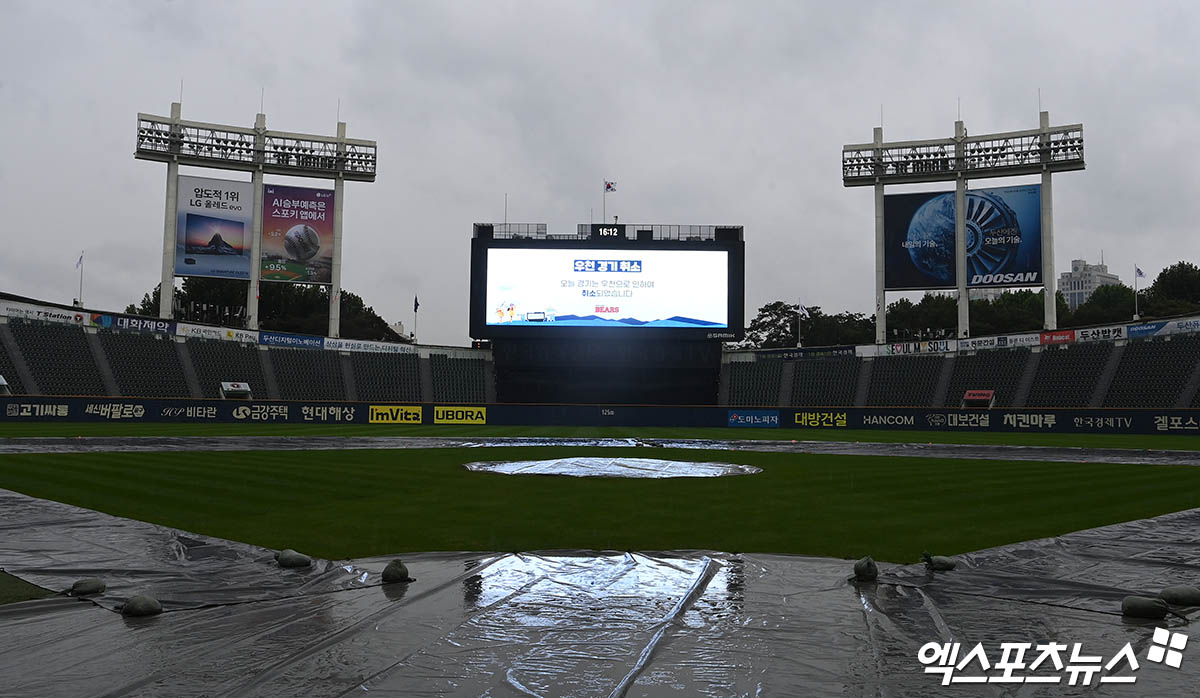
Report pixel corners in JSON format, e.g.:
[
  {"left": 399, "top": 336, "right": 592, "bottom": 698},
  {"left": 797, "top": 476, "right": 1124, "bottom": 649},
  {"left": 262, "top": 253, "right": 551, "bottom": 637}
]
[
  {"left": 260, "top": 184, "right": 335, "bottom": 284},
  {"left": 883, "top": 184, "right": 1042, "bottom": 290},
  {"left": 175, "top": 175, "right": 254, "bottom": 280}
]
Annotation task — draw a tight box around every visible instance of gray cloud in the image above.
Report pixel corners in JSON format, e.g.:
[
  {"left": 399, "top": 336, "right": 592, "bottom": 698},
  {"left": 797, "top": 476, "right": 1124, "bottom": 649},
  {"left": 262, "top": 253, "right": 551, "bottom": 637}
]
[{"left": 2, "top": 0, "right": 1197, "bottom": 344}]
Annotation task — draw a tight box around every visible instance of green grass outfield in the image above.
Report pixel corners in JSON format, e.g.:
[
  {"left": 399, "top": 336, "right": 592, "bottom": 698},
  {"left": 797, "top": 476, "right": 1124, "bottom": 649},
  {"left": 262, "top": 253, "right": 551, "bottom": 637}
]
[
  {"left": 3, "top": 422, "right": 1200, "bottom": 450},
  {"left": 4, "top": 425, "right": 1200, "bottom": 604}
]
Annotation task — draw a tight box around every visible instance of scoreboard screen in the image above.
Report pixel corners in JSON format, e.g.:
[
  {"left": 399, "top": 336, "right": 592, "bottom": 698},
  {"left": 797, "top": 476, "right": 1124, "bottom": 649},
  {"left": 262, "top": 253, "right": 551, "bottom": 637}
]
[{"left": 470, "top": 238, "right": 744, "bottom": 340}]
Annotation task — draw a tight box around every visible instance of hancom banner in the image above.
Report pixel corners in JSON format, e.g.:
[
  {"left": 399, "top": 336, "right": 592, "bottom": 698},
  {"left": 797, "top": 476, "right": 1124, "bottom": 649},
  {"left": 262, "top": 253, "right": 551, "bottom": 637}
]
[
  {"left": 176, "top": 175, "right": 254, "bottom": 280},
  {"left": 261, "top": 184, "right": 335, "bottom": 284},
  {"left": 884, "top": 184, "right": 1042, "bottom": 290}
]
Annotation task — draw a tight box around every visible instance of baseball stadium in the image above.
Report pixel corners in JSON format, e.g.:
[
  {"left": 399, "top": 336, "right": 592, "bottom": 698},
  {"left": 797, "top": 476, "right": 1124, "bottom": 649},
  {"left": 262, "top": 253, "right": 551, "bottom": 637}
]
[{"left": 3, "top": 105, "right": 1200, "bottom": 697}]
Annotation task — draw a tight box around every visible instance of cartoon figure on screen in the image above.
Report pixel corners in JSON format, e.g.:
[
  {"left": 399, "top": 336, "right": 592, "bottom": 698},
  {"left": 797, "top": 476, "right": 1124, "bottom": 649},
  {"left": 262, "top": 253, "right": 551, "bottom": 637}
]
[
  {"left": 506, "top": 304, "right": 517, "bottom": 322},
  {"left": 495, "top": 305, "right": 505, "bottom": 323}
]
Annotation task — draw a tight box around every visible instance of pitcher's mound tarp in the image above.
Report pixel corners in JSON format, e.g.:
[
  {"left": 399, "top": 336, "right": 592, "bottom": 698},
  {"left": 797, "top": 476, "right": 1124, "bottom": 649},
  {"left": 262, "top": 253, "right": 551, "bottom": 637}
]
[{"left": 2, "top": 488, "right": 1199, "bottom": 696}]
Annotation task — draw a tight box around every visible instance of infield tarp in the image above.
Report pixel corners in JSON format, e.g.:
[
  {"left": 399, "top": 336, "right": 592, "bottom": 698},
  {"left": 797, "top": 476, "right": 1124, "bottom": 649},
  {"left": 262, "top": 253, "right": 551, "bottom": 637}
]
[{"left": 3, "top": 486, "right": 1200, "bottom": 695}]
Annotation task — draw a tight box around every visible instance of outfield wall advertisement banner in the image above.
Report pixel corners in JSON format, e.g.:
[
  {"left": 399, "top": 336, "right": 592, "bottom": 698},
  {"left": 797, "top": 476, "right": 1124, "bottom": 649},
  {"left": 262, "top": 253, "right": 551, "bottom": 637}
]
[
  {"left": 884, "top": 184, "right": 1042, "bottom": 290},
  {"left": 261, "top": 184, "right": 335, "bottom": 284},
  {"left": 484, "top": 248, "right": 729, "bottom": 329},
  {"left": 8, "top": 397, "right": 1200, "bottom": 435},
  {"left": 175, "top": 175, "right": 254, "bottom": 280},
  {"left": 0, "top": 300, "right": 86, "bottom": 325}
]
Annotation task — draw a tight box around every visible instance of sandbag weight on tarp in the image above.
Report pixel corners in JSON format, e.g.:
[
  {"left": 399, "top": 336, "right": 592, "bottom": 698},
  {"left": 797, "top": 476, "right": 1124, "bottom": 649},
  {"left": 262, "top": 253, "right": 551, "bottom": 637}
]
[
  {"left": 68, "top": 578, "right": 106, "bottom": 596},
  {"left": 1158, "top": 585, "right": 1200, "bottom": 607},
  {"left": 853, "top": 556, "right": 878, "bottom": 582},
  {"left": 922, "top": 552, "right": 957, "bottom": 571},
  {"left": 1122, "top": 595, "right": 1169, "bottom": 619},
  {"left": 382, "top": 559, "right": 414, "bottom": 584},
  {"left": 275, "top": 549, "right": 312, "bottom": 568},
  {"left": 121, "top": 594, "right": 163, "bottom": 617}
]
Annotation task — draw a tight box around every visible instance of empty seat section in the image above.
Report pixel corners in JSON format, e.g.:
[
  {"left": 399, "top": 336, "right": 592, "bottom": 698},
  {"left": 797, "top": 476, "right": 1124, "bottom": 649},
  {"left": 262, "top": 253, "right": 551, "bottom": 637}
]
[
  {"left": 351, "top": 352, "right": 422, "bottom": 402},
  {"left": 99, "top": 331, "right": 190, "bottom": 398},
  {"left": 1025, "top": 343, "right": 1112, "bottom": 407},
  {"left": 0, "top": 333, "right": 27, "bottom": 394},
  {"left": 1105, "top": 335, "right": 1200, "bottom": 408},
  {"left": 791, "top": 356, "right": 861, "bottom": 407},
  {"left": 187, "top": 338, "right": 268, "bottom": 399},
  {"left": 431, "top": 354, "right": 486, "bottom": 403},
  {"left": 9, "top": 321, "right": 106, "bottom": 396},
  {"left": 270, "top": 347, "right": 348, "bottom": 401},
  {"left": 943, "top": 348, "right": 1030, "bottom": 407},
  {"left": 727, "top": 360, "right": 783, "bottom": 406},
  {"left": 866, "top": 355, "right": 943, "bottom": 406}
]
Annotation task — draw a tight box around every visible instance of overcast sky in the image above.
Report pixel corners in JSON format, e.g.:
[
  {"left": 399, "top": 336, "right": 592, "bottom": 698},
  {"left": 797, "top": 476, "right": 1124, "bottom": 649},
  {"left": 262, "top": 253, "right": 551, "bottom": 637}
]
[{"left": 2, "top": 1, "right": 1198, "bottom": 345}]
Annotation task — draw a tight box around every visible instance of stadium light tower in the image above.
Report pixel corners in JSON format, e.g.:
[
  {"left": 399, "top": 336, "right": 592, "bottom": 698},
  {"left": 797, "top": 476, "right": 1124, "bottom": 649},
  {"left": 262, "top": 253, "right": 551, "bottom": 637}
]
[
  {"left": 135, "top": 103, "right": 376, "bottom": 337},
  {"left": 842, "top": 111, "right": 1084, "bottom": 342}
]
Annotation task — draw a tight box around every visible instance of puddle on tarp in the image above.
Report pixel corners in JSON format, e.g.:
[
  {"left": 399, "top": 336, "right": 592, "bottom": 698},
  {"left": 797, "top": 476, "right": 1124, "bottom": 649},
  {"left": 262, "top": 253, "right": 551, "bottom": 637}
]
[{"left": 463, "top": 456, "right": 762, "bottom": 478}]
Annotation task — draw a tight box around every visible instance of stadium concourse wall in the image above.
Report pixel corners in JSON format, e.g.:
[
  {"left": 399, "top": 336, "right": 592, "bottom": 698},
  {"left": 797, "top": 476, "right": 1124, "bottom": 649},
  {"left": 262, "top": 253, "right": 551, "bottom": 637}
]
[{"left": 3, "top": 395, "right": 1200, "bottom": 434}]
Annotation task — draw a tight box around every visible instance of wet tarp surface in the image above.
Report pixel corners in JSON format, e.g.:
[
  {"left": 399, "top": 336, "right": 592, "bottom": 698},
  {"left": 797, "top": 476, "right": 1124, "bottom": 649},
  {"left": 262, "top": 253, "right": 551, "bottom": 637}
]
[
  {"left": 3, "top": 488, "right": 1200, "bottom": 696},
  {"left": 462, "top": 456, "right": 762, "bottom": 478},
  {"left": 4, "top": 434, "right": 1200, "bottom": 466}
]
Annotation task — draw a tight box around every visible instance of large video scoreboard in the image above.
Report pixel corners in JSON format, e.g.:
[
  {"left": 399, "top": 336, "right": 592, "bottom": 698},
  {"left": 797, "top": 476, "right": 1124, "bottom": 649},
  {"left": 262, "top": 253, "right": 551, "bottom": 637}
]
[{"left": 469, "top": 226, "right": 744, "bottom": 341}]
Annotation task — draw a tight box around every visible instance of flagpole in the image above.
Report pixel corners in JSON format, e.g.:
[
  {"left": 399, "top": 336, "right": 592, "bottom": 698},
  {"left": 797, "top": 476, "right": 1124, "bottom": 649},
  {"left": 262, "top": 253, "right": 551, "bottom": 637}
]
[
  {"left": 78, "top": 251, "right": 84, "bottom": 306},
  {"left": 1134, "top": 263, "right": 1139, "bottom": 320},
  {"left": 602, "top": 183, "right": 606, "bottom": 223}
]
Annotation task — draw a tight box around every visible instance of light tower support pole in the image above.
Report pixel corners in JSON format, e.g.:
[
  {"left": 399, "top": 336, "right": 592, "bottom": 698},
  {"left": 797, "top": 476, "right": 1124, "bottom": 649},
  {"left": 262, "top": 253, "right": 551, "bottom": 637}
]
[
  {"left": 157, "top": 101, "right": 182, "bottom": 319},
  {"left": 247, "top": 112, "right": 266, "bottom": 329},
  {"left": 1040, "top": 110, "right": 1057, "bottom": 330},
  {"left": 328, "top": 121, "right": 347, "bottom": 338},
  {"left": 955, "top": 120, "right": 969, "bottom": 337},
  {"left": 873, "top": 126, "right": 886, "bottom": 344}
]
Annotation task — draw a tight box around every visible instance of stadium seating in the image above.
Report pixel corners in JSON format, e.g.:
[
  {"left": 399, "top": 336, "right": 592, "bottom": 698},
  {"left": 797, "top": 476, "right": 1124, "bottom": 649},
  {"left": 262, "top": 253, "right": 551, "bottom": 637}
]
[
  {"left": 0, "top": 335, "right": 27, "bottom": 395},
  {"left": 430, "top": 354, "right": 487, "bottom": 403},
  {"left": 865, "top": 355, "right": 944, "bottom": 407},
  {"left": 1104, "top": 335, "right": 1200, "bottom": 408},
  {"left": 99, "top": 331, "right": 191, "bottom": 398},
  {"left": 187, "top": 338, "right": 269, "bottom": 399},
  {"left": 790, "top": 356, "right": 861, "bottom": 407},
  {"left": 1025, "top": 342, "right": 1113, "bottom": 408},
  {"left": 271, "top": 347, "right": 348, "bottom": 401},
  {"left": 728, "top": 360, "right": 783, "bottom": 406},
  {"left": 943, "top": 348, "right": 1031, "bottom": 408},
  {"left": 351, "top": 352, "right": 422, "bottom": 402},
  {"left": 8, "top": 321, "right": 107, "bottom": 396}
]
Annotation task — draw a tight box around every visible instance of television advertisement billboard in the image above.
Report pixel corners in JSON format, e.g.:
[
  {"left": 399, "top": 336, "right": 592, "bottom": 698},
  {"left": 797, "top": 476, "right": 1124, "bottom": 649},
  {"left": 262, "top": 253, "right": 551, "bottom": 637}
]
[
  {"left": 470, "top": 239, "right": 744, "bottom": 340},
  {"left": 260, "top": 184, "right": 336, "bottom": 284},
  {"left": 174, "top": 175, "right": 254, "bottom": 280},
  {"left": 884, "top": 184, "right": 1042, "bottom": 291}
]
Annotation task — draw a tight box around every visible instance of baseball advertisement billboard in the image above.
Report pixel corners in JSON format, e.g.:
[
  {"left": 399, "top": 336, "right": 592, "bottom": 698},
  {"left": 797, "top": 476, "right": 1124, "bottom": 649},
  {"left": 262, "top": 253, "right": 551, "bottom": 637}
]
[
  {"left": 260, "top": 184, "right": 335, "bottom": 284},
  {"left": 175, "top": 175, "right": 254, "bottom": 280},
  {"left": 884, "top": 184, "right": 1042, "bottom": 290}
]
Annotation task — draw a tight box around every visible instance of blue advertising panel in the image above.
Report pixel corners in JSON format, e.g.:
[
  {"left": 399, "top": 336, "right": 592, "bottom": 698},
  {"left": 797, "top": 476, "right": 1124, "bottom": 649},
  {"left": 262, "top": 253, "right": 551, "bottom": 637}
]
[
  {"left": 884, "top": 184, "right": 1042, "bottom": 290},
  {"left": 727, "top": 409, "right": 781, "bottom": 428}
]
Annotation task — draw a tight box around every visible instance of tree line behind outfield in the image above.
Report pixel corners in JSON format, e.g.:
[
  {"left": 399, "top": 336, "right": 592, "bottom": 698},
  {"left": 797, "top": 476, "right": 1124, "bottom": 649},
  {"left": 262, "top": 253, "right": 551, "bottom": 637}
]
[
  {"left": 126, "top": 277, "right": 407, "bottom": 343},
  {"left": 743, "top": 261, "right": 1200, "bottom": 349}
]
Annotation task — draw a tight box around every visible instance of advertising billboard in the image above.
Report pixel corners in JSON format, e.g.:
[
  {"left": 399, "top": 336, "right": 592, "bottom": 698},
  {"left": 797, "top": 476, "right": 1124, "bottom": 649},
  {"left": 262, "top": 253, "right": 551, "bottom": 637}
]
[
  {"left": 260, "top": 184, "right": 335, "bottom": 284},
  {"left": 175, "top": 175, "right": 254, "bottom": 280},
  {"left": 470, "top": 238, "right": 744, "bottom": 340},
  {"left": 884, "top": 184, "right": 1042, "bottom": 290}
]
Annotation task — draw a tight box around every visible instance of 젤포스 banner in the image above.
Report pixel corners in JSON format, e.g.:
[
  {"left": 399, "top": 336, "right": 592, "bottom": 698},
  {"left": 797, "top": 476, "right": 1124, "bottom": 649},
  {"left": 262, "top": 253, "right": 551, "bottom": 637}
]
[
  {"left": 261, "top": 184, "right": 336, "bottom": 284},
  {"left": 884, "top": 184, "right": 1042, "bottom": 290}
]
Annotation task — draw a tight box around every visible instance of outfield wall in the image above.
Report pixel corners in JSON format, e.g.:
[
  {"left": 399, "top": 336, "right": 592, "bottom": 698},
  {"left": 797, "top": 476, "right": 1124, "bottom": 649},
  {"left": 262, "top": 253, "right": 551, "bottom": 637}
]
[{"left": 4, "top": 396, "right": 1200, "bottom": 435}]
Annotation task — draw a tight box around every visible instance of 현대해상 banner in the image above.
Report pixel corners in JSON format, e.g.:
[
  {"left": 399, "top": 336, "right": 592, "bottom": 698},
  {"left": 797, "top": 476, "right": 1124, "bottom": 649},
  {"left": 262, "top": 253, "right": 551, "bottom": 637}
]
[
  {"left": 260, "top": 184, "right": 335, "bottom": 284},
  {"left": 175, "top": 175, "right": 254, "bottom": 280},
  {"left": 884, "top": 184, "right": 1042, "bottom": 290}
]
